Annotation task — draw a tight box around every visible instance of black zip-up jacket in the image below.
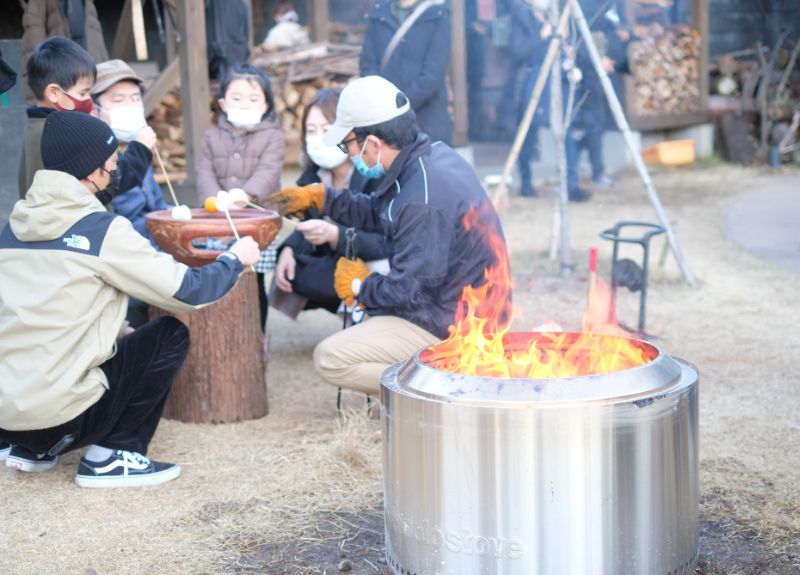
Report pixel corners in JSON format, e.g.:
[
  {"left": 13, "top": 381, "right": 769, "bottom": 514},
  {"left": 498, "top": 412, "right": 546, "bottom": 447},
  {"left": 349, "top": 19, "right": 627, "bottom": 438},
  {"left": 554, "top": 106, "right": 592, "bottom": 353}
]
[{"left": 324, "top": 134, "right": 510, "bottom": 339}]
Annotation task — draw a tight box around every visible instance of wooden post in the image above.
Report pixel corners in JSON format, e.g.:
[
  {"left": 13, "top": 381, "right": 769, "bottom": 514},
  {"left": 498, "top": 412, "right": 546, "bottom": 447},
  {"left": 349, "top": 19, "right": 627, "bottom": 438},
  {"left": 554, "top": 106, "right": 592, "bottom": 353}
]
[
  {"left": 692, "top": 0, "right": 709, "bottom": 125},
  {"left": 143, "top": 58, "right": 179, "bottom": 116},
  {"left": 176, "top": 0, "right": 211, "bottom": 189},
  {"left": 449, "top": 0, "right": 468, "bottom": 146},
  {"left": 165, "top": 2, "right": 177, "bottom": 64},
  {"left": 111, "top": 0, "right": 134, "bottom": 60},
  {"left": 131, "top": 0, "right": 149, "bottom": 61},
  {"left": 309, "top": 0, "right": 330, "bottom": 42}
]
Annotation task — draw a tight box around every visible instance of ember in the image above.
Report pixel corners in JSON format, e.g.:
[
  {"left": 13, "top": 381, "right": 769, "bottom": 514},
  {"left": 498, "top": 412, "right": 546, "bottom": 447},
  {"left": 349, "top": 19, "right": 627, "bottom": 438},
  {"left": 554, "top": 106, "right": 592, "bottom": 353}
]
[{"left": 423, "top": 208, "right": 655, "bottom": 378}]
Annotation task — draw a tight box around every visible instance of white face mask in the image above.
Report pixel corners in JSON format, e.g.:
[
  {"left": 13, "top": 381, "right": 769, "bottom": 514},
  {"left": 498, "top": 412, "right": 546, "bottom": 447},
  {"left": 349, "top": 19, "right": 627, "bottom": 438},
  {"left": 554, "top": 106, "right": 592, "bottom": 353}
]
[
  {"left": 305, "top": 135, "right": 347, "bottom": 169},
  {"left": 226, "top": 106, "right": 266, "bottom": 129},
  {"left": 107, "top": 105, "right": 147, "bottom": 142}
]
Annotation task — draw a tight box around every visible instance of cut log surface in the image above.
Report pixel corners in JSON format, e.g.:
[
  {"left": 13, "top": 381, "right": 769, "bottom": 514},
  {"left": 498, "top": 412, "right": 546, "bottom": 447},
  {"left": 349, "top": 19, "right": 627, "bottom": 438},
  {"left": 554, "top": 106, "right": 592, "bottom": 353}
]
[
  {"left": 150, "top": 273, "right": 268, "bottom": 423},
  {"left": 629, "top": 23, "right": 702, "bottom": 117}
]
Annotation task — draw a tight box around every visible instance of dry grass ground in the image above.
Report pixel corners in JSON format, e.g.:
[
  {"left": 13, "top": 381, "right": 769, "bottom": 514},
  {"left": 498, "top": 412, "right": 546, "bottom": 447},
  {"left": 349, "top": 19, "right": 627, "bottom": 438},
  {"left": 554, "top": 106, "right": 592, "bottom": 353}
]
[{"left": 1, "top": 163, "right": 799, "bottom": 574}]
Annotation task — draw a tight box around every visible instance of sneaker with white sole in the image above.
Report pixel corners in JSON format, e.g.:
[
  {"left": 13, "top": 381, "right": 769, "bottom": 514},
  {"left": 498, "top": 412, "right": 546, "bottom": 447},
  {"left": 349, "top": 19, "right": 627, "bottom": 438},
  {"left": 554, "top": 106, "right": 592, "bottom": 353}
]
[
  {"left": 0, "top": 442, "right": 11, "bottom": 461},
  {"left": 75, "top": 450, "right": 181, "bottom": 488},
  {"left": 5, "top": 444, "right": 59, "bottom": 472}
]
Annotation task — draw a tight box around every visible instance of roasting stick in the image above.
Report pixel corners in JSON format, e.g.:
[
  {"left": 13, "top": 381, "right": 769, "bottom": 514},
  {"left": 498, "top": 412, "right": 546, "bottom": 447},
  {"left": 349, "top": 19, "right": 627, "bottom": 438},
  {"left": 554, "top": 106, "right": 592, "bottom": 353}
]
[
  {"left": 152, "top": 145, "right": 181, "bottom": 207},
  {"left": 221, "top": 206, "right": 255, "bottom": 273}
]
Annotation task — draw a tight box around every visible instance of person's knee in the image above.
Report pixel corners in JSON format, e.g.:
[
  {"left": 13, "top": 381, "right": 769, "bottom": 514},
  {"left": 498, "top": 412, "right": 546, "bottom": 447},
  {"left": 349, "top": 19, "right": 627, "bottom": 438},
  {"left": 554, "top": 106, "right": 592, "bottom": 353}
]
[
  {"left": 313, "top": 336, "right": 339, "bottom": 377},
  {"left": 151, "top": 316, "right": 191, "bottom": 361}
]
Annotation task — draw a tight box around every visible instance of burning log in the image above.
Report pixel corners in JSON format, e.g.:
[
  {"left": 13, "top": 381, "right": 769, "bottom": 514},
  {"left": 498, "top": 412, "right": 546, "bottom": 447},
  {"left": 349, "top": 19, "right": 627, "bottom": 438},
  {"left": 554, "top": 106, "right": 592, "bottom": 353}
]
[{"left": 629, "top": 23, "right": 702, "bottom": 117}]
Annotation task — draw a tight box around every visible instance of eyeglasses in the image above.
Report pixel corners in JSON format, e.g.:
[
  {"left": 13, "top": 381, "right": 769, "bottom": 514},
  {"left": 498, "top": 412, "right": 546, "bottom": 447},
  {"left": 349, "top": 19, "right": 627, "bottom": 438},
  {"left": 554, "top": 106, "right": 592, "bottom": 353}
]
[{"left": 337, "top": 135, "right": 359, "bottom": 154}]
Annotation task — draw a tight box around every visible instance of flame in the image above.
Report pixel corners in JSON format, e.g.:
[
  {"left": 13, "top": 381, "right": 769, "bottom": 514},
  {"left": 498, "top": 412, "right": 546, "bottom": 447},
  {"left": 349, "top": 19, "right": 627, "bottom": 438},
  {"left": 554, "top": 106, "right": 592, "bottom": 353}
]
[{"left": 423, "top": 208, "right": 655, "bottom": 378}]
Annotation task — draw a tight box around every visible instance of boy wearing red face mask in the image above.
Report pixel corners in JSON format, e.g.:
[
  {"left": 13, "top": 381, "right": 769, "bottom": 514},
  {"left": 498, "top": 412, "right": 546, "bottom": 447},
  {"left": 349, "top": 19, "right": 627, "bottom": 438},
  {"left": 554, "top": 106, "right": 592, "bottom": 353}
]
[{"left": 18, "top": 38, "right": 155, "bottom": 202}]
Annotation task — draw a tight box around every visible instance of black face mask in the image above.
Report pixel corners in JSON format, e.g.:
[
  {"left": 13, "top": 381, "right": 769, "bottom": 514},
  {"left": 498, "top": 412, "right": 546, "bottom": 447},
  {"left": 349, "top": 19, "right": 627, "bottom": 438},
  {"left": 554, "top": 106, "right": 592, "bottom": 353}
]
[{"left": 91, "top": 167, "right": 121, "bottom": 206}]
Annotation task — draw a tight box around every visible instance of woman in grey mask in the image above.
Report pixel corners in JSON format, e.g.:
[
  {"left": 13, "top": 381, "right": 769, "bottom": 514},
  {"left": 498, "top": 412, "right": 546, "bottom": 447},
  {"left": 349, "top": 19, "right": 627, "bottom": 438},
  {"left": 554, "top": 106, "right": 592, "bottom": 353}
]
[{"left": 272, "top": 88, "right": 388, "bottom": 318}]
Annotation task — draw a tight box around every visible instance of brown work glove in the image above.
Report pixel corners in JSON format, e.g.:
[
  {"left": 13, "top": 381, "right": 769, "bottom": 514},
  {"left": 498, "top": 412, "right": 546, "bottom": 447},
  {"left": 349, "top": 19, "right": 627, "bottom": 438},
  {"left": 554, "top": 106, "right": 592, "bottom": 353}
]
[
  {"left": 263, "top": 183, "right": 325, "bottom": 217},
  {"left": 334, "top": 257, "right": 370, "bottom": 306}
]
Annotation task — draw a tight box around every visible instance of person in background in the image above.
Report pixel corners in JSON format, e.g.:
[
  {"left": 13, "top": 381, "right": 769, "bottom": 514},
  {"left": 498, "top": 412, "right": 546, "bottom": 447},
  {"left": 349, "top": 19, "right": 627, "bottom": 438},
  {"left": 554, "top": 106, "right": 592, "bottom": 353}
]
[
  {"left": 360, "top": 0, "right": 453, "bottom": 145},
  {"left": 0, "top": 47, "right": 18, "bottom": 95},
  {"left": 510, "top": 0, "right": 591, "bottom": 202},
  {"left": 205, "top": 0, "right": 250, "bottom": 80},
  {"left": 260, "top": 1, "right": 311, "bottom": 51},
  {"left": 21, "top": 0, "right": 108, "bottom": 102},
  {"left": 574, "top": 2, "right": 631, "bottom": 189},
  {"left": 19, "top": 38, "right": 155, "bottom": 203},
  {"left": 274, "top": 88, "right": 387, "bottom": 316},
  {"left": 196, "top": 64, "right": 285, "bottom": 332},
  {"left": 92, "top": 59, "right": 167, "bottom": 248},
  {"left": 0, "top": 111, "right": 260, "bottom": 487},
  {"left": 266, "top": 76, "right": 510, "bottom": 398},
  {"left": 92, "top": 59, "right": 168, "bottom": 329}
]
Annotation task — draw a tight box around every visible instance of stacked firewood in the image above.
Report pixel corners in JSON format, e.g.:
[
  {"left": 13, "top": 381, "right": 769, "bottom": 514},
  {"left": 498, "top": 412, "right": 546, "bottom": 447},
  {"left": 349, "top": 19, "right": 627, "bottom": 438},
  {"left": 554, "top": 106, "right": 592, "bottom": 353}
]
[
  {"left": 251, "top": 42, "right": 361, "bottom": 162},
  {"left": 146, "top": 87, "right": 217, "bottom": 177},
  {"left": 629, "top": 24, "right": 702, "bottom": 117},
  {"left": 709, "top": 34, "right": 800, "bottom": 164},
  {"left": 148, "top": 89, "right": 184, "bottom": 173}
]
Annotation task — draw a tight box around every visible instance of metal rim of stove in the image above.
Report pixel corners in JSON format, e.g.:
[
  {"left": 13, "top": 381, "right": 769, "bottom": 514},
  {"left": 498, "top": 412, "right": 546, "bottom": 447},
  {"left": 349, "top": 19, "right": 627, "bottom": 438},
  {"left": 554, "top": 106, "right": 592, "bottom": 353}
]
[{"left": 387, "top": 332, "right": 695, "bottom": 407}]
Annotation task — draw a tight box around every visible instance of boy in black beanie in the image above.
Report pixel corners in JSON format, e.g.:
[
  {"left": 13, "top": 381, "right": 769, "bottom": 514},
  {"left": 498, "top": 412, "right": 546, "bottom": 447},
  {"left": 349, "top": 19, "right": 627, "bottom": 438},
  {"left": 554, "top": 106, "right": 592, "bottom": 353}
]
[{"left": 0, "top": 111, "right": 260, "bottom": 488}]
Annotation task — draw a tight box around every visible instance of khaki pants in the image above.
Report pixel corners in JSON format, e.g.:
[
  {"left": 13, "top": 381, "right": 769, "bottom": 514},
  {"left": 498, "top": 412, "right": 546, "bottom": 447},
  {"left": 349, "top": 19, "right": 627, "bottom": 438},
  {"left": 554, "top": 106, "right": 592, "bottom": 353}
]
[{"left": 313, "top": 315, "right": 439, "bottom": 396}]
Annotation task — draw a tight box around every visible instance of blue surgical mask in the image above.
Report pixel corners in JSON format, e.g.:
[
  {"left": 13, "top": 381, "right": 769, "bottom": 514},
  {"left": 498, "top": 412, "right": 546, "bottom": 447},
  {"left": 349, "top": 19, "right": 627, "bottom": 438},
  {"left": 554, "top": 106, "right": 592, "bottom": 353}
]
[{"left": 351, "top": 137, "right": 385, "bottom": 179}]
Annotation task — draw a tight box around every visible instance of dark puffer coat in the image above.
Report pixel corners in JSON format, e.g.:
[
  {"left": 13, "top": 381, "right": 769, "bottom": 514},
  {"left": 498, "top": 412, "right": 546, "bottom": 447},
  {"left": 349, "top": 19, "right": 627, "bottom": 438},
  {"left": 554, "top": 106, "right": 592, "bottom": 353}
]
[{"left": 360, "top": 0, "right": 453, "bottom": 145}]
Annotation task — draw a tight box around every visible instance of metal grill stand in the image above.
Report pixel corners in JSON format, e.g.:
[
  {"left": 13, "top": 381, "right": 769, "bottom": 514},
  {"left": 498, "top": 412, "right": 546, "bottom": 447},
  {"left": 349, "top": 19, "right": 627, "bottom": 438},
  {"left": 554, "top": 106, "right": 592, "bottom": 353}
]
[{"left": 600, "top": 221, "right": 666, "bottom": 337}]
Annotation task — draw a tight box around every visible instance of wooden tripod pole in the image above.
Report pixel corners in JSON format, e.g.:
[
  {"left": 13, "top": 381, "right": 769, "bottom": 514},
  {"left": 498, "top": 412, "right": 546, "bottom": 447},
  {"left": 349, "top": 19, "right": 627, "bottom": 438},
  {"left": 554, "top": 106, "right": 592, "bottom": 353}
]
[
  {"left": 569, "top": 0, "right": 694, "bottom": 285},
  {"left": 547, "top": 8, "right": 572, "bottom": 279},
  {"left": 492, "top": 3, "right": 572, "bottom": 209}
]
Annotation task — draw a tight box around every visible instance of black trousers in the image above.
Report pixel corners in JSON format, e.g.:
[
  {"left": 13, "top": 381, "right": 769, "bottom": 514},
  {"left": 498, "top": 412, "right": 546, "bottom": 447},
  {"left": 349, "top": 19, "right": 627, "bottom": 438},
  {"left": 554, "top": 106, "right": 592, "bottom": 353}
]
[{"left": 0, "top": 317, "right": 190, "bottom": 457}]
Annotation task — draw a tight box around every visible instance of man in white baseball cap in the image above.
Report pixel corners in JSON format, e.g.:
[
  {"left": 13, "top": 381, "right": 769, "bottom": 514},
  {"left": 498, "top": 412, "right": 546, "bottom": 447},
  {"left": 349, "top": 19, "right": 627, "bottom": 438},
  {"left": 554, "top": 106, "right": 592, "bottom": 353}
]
[
  {"left": 321, "top": 75, "right": 410, "bottom": 149},
  {"left": 265, "top": 75, "right": 510, "bottom": 398}
]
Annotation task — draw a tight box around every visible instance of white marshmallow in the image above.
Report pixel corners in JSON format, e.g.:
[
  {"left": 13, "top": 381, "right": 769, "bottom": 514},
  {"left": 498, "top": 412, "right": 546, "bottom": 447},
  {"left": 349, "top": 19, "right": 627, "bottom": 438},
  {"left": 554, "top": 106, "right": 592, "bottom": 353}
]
[
  {"left": 171, "top": 205, "right": 192, "bottom": 220},
  {"left": 228, "top": 187, "right": 249, "bottom": 208},
  {"left": 216, "top": 190, "right": 231, "bottom": 212}
]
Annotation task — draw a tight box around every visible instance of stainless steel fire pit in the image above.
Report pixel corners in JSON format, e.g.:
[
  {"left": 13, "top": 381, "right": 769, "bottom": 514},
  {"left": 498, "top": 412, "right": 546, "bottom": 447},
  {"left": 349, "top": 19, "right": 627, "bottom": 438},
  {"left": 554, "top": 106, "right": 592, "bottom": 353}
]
[{"left": 380, "top": 332, "right": 699, "bottom": 575}]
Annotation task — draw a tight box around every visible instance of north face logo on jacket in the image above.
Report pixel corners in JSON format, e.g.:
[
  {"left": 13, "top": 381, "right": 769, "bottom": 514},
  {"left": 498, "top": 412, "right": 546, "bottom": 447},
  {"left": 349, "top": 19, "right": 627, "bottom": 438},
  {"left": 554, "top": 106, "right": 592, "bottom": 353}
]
[{"left": 62, "top": 234, "right": 91, "bottom": 250}]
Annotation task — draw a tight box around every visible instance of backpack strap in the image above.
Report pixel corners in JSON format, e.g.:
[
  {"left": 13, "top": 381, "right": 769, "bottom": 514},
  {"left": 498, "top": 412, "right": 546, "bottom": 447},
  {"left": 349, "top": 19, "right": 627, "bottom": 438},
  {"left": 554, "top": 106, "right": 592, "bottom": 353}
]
[{"left": 380, "top": 0, "right": 436, "bottom": 72}]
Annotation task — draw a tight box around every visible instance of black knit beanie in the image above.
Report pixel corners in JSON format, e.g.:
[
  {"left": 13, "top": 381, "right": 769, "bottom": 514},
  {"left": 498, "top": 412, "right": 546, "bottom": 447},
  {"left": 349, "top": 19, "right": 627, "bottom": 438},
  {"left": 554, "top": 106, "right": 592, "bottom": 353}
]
[{"left": 41, "top": 111, "right": 118, "bottom": 180}]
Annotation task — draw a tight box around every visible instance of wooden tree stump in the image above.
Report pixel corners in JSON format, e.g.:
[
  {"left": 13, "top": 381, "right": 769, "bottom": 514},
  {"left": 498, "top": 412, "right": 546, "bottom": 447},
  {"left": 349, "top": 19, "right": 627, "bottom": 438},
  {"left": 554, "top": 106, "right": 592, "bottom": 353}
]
[{"left": 150, "top": 272, "right": 268, "bottom": 423}]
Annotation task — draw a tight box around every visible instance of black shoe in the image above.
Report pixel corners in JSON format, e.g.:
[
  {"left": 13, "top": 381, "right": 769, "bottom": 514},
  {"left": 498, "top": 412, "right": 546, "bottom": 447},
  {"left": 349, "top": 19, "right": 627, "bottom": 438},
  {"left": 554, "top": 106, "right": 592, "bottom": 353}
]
[
  {"left": 0, "top": 442, "right": 11, "bottom": 462},
  {"left": 520, "top": 183, "right": 539, "bottom": 198},
  {"left": 5, "top": 444, "right": 59, "bottom": 472},
  {"left": 568, "top": 187, "right": 593, "bottom": 203},
  {"left": 75, "top": 450, "right": 181, "bottom": 488}
]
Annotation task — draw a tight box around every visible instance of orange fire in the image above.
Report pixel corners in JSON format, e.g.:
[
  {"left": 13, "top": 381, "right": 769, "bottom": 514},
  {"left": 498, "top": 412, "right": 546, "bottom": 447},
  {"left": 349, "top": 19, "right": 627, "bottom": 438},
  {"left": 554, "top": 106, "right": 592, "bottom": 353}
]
[{"left": 422, "top": 207, "right": 655, "bottom": 378}]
